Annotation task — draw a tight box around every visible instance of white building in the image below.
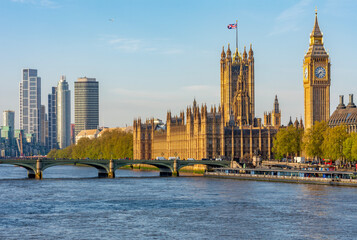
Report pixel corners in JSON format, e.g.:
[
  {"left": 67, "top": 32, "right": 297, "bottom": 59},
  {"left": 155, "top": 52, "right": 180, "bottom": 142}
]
[
  {"left": 57, "top": 76, "right": 71, "bottom": 149},
  {"left": 19, "top": 69, "right": 42, "bottom": 143}
]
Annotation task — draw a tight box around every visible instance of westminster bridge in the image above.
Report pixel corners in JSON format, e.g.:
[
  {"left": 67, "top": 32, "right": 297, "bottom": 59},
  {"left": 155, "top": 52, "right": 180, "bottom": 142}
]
[{"left": 0, "top": 158, "right": 233, "bottom": 179}]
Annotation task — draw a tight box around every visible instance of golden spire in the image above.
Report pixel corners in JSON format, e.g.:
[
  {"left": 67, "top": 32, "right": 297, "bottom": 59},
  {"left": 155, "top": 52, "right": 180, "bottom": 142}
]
[
  {"left": 233, "top": 48, "right": 241, "bottom": 63},
  {"left": 243, "top": 46, "right": 247, "bottom": 59},
  {"left": 221, "top": 46, "right": 226, "bottom": 59},
  {"left": 311, "top": 9, "right": 322, "bottom": 38},
  {"left": 226, "top": 43, "right": 231, "bottom": 58}
]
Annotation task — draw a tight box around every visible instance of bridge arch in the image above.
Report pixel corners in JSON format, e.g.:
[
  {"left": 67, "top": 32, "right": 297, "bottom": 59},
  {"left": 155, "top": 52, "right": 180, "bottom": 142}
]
[
  {"left": 41, "top": 161, "right": 110, "bottom": 178},
  {"left": 114, "top": 162, "right": 174, "bottom": 177},
  {"left": 177, "top": 161, "right": 231, "bottom": 172},
  {"left": 1, "top": 163, "right": 38, "bottom": 178}
]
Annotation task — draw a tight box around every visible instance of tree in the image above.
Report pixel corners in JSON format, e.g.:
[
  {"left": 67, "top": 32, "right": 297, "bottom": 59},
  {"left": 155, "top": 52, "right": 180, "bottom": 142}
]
[
  {"left": 343, "top": 133, "right": 357, "bottom": 163},
  {"left": 322, "top": 125, "right": 348, "bottom": 162},
  {"left": 303, "top": 121, "right": 328, "bottom": 161},
  {"left": 272, "top": 126, "right": 304, "bottom": 160},
  {"left": 47, "top": 130, "right": 133, "bottom": 160}
]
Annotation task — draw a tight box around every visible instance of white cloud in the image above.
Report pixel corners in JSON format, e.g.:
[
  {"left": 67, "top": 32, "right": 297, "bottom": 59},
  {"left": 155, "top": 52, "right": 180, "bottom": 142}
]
[{"left": 269, "top": 0, "right": 311, "bottom": 36}]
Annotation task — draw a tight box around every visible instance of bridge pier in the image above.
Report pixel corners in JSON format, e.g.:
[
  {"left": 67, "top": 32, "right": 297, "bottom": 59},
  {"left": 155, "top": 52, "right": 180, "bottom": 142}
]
[
  {"left": 172, "top": 159, "right": 179, "bottom": 177},
  {"left": 108, "top": 159, "right": 115, "bottom": 178},
  {"left": 27, "top": 170, "right": 42, "bottom": 179}
]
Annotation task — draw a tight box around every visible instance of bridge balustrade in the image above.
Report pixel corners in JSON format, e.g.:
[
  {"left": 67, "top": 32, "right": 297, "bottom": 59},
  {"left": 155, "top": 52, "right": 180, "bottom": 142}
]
[{"left": 0, "top": 158, "right": 231, "bottom": 179}]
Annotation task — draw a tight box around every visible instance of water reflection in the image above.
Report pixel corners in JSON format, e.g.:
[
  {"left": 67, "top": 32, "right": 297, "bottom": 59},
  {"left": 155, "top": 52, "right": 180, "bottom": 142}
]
[{"left": 0, "top": 165, "right": 356, "bottom": 239}]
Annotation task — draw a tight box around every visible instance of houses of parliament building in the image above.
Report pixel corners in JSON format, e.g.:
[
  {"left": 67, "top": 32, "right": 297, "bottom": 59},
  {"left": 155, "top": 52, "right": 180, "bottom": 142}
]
[{"left": 133, "top": 41, "right": 282, "bottom": 160}]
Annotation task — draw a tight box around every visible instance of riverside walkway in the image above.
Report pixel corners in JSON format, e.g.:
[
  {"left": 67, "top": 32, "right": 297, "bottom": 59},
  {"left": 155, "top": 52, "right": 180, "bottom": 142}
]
[{"left": 0, "top": 158, "right": 231, "bottom": 179}]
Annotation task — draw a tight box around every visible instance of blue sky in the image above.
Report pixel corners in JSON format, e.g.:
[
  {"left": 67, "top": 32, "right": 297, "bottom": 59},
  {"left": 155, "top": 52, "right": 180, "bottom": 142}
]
[{"left": 0, "top": 0, "right": 356, "bottom": 128}]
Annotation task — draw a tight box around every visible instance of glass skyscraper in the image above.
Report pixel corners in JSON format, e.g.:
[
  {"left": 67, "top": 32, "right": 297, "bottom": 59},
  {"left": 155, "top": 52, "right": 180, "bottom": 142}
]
[
  {"left": 74, "top": 77, "right": 99, "bottom": 137},
  {"left": 57, "top": 76, "right": 71, "bottom": 149},
  {"left": 19, "top": 69, "right": 41, "bottom": 143},
  {"left": 48, "top": 86, "right": 57, "bottom": 149},
  {"left": 2, "top": 110, "right": 15, "bottom": 139}
]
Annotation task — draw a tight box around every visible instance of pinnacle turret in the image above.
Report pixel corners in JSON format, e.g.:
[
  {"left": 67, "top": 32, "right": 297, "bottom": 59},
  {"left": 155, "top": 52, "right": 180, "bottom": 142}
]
[
  {"left": 226, "top": 43, "right": 231, "bottom": 59},
  {"left": 221, "top": 46, "right": 226, "bottom": 59},
  {"left": 243, "top": 46, "right": 247, "bottom": 60},
  {"left": 311, "top": 11, "right": 323, "bottom": 38}
]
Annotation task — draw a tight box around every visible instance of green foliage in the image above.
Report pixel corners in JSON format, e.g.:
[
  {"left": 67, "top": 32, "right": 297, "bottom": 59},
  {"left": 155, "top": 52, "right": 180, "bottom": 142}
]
[
  {"left": 272, "top": 120, "right": 357, "bottom": 162},
  {"left": 343, "top": 133, "right": 357, "bottom": 162},
  {"left": 303, "top": 121, "right": 328, "bottom": 159},
  {"left": 272, "top": 126, "right": 304, "bottom": 159},
  {"left": 322, "top": 125, "right": 348, "bottom": 161},
  {"left": 48, "top": 130, "right": 133, "bottom": 159}
]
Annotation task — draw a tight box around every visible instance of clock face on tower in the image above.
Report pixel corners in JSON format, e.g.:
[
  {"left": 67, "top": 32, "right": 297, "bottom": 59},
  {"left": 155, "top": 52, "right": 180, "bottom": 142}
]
[
  {"left": 304, "top": 68, "right": 308, "bottom": 79},
  {"left": 315, "top": 66, "right": 326, "bottom": 78}
]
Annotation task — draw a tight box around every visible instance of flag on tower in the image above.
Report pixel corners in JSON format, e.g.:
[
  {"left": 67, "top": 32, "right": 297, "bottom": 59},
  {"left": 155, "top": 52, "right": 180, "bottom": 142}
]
[{"left": 227, "top": 23, "right": 237, "bottom": 29}]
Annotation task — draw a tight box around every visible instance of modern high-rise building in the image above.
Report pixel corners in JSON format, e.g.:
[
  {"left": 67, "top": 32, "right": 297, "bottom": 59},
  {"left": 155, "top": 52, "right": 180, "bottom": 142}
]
[
  {"left": 303, "top": 11, "right": 331, "bottom": 129},
  {"left": 20, "top": 69, "right": 42, "bottom": 143},
  {"left": 70, "top": 124, "right": 75, "bottom": 145},
  {"left": 40, "top": 105, "right": 47, "bottom": 145},
  {"left": 48, "top": 86, "right": 57, "bottom": 149},
  {"left": 2, "top": 110, "right": 15, "bottom": 140},
  {"left": 57, "top": 76, "right": 71, "bottom": 149},
  {"left": 3, "top": 110, "right": 15, "bottom": 130},
  {"left": 74, "top": 77, "right": 99, "bottom": 137}
]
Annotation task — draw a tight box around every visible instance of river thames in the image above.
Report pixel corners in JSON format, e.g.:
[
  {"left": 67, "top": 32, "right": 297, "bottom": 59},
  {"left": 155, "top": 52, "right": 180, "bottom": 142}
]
[{"left": 0, "top": 165, "right": 356, "bottom": 240}]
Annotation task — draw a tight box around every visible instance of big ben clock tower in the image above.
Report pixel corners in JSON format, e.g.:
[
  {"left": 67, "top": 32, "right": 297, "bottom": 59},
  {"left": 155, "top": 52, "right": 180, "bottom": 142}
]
[{"left": 303, "top": 11, "right": 331, "bottom": 129}]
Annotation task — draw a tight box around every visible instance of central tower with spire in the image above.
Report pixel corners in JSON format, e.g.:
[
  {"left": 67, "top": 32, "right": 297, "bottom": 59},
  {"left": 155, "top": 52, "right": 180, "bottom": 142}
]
[
  {"left": 220, "top": 43, "right": 255, "bottom": 126},
  {"left": 303, "top": 10, "right": 331, "bottom": 129}
]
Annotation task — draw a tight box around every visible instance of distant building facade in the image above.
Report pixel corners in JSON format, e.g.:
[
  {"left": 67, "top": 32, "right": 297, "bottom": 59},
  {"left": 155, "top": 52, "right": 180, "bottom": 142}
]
[
  {"left": 134, "top": 43, "right": 280, "bottom": 161},
  {"left": 329, "top": 94, "right": 357, "bottom": 133},
  {"left": 74, "top": 77, "right": 99, "bottom": 137},
  {"left": 48, "top": 86, "right": 57, "bottom": 149},
  {"left": 20, "top": 69, "right": 42, "bottom": 143},
  {"left": 57, "top": 76, "right": 71, "bottom": 149},
  {"left": 3, "top": 110, "right": 15, "bottom": 139},
  {"left": 40, "top": 105, "right": 47, "bottom": 145},
  {"left": 303, "top": 12, "right": 331, "bottom": 129},
  {"left": 70, "top": 124, "right": 75, "bottom": 145}
]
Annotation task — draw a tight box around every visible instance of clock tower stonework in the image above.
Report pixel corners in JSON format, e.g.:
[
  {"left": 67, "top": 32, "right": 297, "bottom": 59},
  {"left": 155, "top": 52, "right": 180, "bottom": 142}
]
[{"left": 303, "top": 12, "right": 331, "bottom": 129}]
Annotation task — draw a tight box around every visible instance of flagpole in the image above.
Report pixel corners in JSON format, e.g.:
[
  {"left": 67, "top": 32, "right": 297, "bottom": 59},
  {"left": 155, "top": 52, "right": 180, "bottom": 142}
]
[{"left": 236, "top": 20, "right": 238, "bottom": 50}]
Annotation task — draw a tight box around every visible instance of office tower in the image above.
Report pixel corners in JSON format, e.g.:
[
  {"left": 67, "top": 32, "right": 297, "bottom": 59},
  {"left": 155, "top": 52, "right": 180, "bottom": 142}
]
[
  {"left": 48, "top": 87, "right": 57, "bottom": 149},
  {"left": 19, "top": 69, "right": 41, "bottom": 143},
  {"left": 3, "top": 110, "right": 15, "bottom": 138},
  {"left": 40, "top": 105, "right": 47, "bottom": 145},
  {"left": 74, "top": 77, "right": 99, "bottom": 136},
  {"left": 70, "top": 124, "right": 75, "bottom": 145},
  {"left": 57, "top": 76, "right": 71, "bottom": 149}
]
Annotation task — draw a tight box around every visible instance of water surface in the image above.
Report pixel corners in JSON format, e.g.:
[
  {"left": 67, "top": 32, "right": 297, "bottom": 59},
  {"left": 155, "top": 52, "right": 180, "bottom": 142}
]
[{"left": 0, "top": 165, "right": 356, "bottom": 239}]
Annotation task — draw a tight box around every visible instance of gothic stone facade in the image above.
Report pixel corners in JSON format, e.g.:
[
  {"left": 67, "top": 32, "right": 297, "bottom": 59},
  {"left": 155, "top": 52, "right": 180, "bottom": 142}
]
[
  {"left": 133, "top": 102, "right": 277, "bottom": 160},
  {"left": 134, "top": 43, "right": 280, "bottom": 160}
]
